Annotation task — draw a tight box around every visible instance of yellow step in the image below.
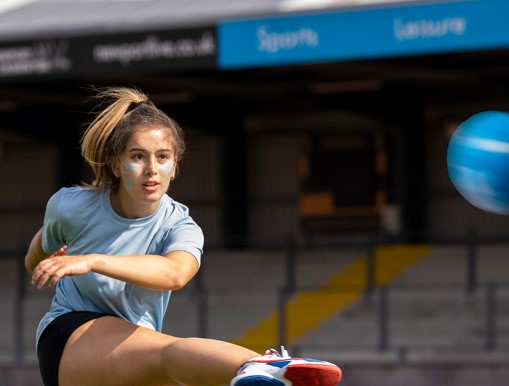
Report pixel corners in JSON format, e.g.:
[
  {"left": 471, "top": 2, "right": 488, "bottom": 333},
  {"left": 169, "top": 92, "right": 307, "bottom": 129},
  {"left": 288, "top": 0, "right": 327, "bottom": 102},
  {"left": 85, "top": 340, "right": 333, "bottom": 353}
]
[{"left": 232, "top": 244, "right": 430, "bottom": 352}]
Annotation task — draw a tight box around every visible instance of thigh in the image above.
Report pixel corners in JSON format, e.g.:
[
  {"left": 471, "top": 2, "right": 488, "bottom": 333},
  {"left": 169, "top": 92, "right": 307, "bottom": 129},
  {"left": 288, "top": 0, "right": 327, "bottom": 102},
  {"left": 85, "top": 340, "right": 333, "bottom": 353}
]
[
  {"left": 37, "top": 311, "right": 109, "bottom": 386},
  {"left": 59, "top": 316, "right": 178, "bottom": 386}
]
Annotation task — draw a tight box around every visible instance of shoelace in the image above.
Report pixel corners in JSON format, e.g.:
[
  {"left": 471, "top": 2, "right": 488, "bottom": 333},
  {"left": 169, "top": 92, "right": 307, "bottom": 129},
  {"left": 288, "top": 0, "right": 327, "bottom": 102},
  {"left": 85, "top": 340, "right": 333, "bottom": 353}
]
[
  {"left": 264, "top": 346, "right": 290, "bottom": 358},
  {"left": 236, "top": 346, "right": 292, "bottom": 374}
]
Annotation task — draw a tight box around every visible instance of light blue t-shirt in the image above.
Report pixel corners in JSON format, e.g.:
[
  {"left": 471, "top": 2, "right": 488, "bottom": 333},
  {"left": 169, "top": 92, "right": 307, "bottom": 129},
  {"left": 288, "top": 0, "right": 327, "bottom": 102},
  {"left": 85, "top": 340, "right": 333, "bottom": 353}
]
[{"left": 36, "top": 187, "right": 204, "bottom": 345}]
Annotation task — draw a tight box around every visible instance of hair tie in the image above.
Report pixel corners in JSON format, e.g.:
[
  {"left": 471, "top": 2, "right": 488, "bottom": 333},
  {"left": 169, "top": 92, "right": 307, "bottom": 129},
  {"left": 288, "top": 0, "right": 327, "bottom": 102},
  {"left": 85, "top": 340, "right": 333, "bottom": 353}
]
[{"left": 127, "top": 99, "right": 147, "bottom": 113}]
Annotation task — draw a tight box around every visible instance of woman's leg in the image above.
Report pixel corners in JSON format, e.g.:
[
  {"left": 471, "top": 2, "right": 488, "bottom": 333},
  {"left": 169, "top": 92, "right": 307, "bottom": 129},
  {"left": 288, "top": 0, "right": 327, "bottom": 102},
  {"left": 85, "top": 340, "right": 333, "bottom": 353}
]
[{"left": 59, "top": 316, "right": 259, "bottom": 386}]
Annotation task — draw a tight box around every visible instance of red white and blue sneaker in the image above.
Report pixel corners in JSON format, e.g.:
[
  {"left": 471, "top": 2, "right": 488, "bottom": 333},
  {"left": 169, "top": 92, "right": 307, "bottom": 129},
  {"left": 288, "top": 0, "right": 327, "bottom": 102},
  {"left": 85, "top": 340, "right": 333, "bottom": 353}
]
[{"left": 230, "top": 347, "right": 342, "bottom": 386}]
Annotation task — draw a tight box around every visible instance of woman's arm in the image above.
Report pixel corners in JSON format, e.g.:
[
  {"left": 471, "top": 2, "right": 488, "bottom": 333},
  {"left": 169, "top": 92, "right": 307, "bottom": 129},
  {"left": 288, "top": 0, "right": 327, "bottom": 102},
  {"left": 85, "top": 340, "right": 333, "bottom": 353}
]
[
  {"left": 25, "top": 228, "right": 50, "bottom": 273},
  {"left": 30, "top": 250, "right": 199, "bottom": 291}
]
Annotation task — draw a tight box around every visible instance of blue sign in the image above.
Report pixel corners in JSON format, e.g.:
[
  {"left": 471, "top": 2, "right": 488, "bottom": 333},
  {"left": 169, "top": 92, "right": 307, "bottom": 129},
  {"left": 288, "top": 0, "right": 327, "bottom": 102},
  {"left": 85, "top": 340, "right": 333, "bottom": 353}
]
[{"left": 218, "top": 0, "right": 509, "bottom": 69}]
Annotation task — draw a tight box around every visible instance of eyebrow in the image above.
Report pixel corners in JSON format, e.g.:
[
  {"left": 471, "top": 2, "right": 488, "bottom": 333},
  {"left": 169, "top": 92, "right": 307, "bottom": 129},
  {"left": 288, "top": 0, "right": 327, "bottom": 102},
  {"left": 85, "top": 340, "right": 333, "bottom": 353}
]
[{"left": 128, "top": 148, "right": 173, "bottom": 153}]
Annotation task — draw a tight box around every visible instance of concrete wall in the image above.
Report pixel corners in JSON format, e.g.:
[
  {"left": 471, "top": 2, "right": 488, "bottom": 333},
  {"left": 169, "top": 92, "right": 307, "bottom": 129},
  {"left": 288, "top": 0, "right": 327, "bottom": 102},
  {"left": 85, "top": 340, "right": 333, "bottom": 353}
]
[
  {"left": 0, "top": 363, "right": 42, "bottom": 386},
  {"left": 2, "top": 362, "right": 509, "bottom": 386},
  {"left": 340, "top": 362, "right": 509, "bottom": 386}
]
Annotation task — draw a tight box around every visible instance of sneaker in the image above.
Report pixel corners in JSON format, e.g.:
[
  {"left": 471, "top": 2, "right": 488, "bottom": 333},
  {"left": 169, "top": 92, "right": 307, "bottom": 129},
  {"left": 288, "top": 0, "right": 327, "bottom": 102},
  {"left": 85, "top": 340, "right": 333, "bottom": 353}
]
[{"left": 230, "top": 347, "right": 342, "bottom": 386}]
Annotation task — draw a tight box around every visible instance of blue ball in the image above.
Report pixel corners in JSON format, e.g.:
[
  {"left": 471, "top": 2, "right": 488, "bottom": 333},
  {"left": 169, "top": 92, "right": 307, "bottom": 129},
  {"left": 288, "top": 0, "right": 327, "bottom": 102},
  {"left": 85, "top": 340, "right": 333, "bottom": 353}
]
[{"left": 447, "top": 111, "right": 509, "bottom": 215}]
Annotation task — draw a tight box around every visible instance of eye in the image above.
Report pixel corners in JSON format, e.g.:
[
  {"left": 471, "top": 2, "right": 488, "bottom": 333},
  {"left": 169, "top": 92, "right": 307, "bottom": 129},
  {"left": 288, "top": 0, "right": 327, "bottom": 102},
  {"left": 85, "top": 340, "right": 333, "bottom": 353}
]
[
  {"left": 158, "top": 153, "right": 172, "bottom": 160},
  {"left": 132, "top": 153, "right": 145, "bottom": 160}
]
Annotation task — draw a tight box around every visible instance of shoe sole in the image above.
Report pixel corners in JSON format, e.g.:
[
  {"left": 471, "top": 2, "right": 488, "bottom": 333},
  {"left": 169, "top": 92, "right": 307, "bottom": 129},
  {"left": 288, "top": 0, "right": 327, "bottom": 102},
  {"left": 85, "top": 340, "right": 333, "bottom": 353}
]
[
  {"left": 233, "top": 363, "right": 342, "bottom": 386},
  {"left": 285, "top": 363, "right": 342, "bottom": 386}
]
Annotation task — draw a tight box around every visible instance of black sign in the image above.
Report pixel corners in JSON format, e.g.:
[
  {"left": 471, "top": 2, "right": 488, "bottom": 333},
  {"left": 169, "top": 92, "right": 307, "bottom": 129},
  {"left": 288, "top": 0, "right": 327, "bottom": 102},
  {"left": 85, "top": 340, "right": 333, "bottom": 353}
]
[{"left": 0, "top": 27, "right": 217, "bottom": 81}]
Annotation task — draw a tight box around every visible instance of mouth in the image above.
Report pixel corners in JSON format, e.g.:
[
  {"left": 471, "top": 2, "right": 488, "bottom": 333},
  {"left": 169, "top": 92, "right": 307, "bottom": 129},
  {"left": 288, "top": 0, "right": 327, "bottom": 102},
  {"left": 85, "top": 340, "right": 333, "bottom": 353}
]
[{"left": 143, "top": 181, "right": 160, "bottom": 190}]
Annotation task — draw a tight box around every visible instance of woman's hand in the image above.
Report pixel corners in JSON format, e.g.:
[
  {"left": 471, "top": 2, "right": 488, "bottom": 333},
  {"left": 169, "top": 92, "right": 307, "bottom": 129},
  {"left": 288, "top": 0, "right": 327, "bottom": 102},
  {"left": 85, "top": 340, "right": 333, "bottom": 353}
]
[{"left": 31, "top": 251, "right": 94, "bottom": 289}]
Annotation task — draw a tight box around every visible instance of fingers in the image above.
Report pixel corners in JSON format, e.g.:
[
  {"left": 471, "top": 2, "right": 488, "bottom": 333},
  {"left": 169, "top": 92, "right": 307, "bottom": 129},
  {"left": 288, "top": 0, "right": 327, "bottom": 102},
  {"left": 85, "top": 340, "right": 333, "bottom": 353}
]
[
  {"left": 31, "top": 246, "right": 68, "bottom": 288},
  {"left": 31, "top": 254, "right": 93, "bottom": 289},
  {"left": 31, "top": 259, "right": 64, "bottom": 289},
  {"left": 47, "top": 272, "right": 62, "bottom": 288},
  {"left": 50, "top": 246, "right": 67, "bottom": 258},
  {"left": 33, "top": 271, "right": 54, "bottom": 289}
]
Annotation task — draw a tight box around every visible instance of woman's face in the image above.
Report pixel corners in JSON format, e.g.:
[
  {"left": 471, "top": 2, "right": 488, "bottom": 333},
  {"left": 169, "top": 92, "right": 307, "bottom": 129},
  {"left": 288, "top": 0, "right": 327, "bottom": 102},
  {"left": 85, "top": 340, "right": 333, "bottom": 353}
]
[{"left": 114, "top": 126, "right": 176, "bottom": 218}]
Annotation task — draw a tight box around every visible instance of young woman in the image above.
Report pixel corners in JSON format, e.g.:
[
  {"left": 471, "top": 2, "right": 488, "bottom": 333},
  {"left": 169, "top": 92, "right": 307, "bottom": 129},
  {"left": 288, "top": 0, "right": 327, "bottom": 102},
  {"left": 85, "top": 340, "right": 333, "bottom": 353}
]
[{"left": 25, "top": 87, "right": 342, "bottom": 386}]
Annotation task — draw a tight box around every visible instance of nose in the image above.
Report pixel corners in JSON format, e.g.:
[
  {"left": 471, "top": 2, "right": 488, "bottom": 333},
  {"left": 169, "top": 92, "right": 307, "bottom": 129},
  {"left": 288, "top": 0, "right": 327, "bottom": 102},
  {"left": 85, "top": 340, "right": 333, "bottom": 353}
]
[{"left": 145, "top": 156, "right": 158, "bottom": 176}]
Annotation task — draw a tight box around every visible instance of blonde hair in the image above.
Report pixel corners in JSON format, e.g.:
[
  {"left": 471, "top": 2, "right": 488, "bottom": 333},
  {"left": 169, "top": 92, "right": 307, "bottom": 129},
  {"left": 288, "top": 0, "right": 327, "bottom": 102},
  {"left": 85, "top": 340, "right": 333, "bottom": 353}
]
[{"left": 81, "top": 87, "right": 185, "bottom": 190}]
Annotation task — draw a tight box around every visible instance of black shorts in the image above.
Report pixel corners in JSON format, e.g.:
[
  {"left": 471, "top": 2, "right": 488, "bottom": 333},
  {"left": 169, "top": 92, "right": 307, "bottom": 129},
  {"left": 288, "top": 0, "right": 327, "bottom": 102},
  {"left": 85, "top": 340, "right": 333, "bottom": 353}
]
[{"left": 37, "top": 311, "right": 109, "bottom": 386}]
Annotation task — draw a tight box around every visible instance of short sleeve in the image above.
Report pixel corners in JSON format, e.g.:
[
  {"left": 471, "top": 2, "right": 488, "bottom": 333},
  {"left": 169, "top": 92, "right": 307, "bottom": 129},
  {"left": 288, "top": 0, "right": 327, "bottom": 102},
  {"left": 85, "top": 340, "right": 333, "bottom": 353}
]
[
  {"left": 41, "top": 190, "right": 67, "bottom": 254},
  {"left": 163, "top": 217, "right": 204, "bottom": 266}
]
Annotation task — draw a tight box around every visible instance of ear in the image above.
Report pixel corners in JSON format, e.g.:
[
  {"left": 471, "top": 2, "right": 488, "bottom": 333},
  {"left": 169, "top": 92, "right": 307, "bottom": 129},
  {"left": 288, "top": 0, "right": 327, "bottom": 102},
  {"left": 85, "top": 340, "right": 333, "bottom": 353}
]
[
  {"left": 109, "top": 157, "right": 120, "bottom": 178},
  {"left": 170, "top": 158, "right": 178, "bottom": 180}
]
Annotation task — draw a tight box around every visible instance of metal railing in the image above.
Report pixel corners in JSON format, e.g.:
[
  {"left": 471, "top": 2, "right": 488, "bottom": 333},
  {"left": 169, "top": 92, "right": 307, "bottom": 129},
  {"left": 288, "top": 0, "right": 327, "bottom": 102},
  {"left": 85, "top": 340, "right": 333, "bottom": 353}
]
[{"left": 5, "top": 236, "right": 509, "bottom": 363}]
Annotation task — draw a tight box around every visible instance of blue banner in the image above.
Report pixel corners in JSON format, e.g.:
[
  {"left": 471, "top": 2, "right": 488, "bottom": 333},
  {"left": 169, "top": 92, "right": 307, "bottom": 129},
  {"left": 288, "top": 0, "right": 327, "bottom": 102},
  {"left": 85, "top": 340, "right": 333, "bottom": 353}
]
[{"left": 218, "top": 0, "right": 509, "bottom": 69}]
